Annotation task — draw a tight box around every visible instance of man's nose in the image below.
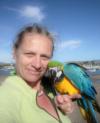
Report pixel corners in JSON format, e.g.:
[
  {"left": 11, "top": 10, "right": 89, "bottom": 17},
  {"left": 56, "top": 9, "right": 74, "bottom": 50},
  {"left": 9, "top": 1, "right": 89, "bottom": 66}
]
[{"left": 32, "top": 56, "right": 41, "bottom": 70}]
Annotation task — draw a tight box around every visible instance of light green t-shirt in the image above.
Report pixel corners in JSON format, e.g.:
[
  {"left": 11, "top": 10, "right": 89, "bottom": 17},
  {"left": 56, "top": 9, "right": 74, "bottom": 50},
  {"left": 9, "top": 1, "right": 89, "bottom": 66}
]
[{"left": 0, "top": 75, "right": 71, "bottom": 123}]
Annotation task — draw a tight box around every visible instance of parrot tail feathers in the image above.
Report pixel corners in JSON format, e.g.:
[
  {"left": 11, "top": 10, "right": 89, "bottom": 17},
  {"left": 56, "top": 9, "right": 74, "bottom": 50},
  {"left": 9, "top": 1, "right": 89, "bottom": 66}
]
[
  {"left": 79, "top": 106, "right": 95, "bottom": 123},
  {"left": 86, "top": 114, "right": 97, "bottom": 123},
  {"left": 77, "top": 98, "right": 99, "bottom": 123},
  {"left": 87, "top": 100, "right": 98, "bottom": 123},
  {"left": 93, "top": 99, "right": 100, "bottom": 113},
  {"left": 79, "top": 106, "right": 89, "bottom": 119}
]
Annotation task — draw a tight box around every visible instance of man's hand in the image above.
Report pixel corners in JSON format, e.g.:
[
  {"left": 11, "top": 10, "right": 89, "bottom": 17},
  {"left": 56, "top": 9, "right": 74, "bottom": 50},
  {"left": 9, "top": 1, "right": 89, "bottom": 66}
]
[{"left": 55, "top": 94, "right": 81, "bottom": 114}]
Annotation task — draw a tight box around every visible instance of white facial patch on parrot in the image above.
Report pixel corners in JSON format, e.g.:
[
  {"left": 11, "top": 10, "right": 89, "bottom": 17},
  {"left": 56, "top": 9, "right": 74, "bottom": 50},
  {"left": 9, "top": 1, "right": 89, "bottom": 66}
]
[{"left": 56, "top": 71, "right": 62, "bottom": 78}]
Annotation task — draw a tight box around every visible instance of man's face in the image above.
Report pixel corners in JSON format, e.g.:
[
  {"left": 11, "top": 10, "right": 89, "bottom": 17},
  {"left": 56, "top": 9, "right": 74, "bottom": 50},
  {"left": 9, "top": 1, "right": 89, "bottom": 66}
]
[{"left": 14, "top": 33, "right": 53, "bottom": 86}]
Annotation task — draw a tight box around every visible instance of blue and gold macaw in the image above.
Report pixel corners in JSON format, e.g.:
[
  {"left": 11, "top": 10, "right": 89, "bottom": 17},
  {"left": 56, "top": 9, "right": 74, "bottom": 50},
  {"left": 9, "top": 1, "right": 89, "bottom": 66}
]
[{"left": 45, "top": 60, "right": 100, "bottom": 123}]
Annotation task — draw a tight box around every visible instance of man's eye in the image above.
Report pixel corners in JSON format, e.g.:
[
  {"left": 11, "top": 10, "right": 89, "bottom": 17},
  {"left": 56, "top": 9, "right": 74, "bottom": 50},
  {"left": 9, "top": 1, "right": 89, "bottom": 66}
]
[
  {"left": 41, "top": 55, "right": 50, "bottom": 60},
  {"left": 25, "top": 53, "right": 33, "bottom": 57},
  {"left": 41, "top": 56, "right": 49, "bottom": 61}
]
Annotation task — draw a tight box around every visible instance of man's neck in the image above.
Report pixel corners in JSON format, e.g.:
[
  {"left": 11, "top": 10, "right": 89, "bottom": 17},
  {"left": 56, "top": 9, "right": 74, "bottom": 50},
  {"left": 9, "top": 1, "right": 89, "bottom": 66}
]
[{"left": 26, "top": 80, "right": 41, "bottom": 90}]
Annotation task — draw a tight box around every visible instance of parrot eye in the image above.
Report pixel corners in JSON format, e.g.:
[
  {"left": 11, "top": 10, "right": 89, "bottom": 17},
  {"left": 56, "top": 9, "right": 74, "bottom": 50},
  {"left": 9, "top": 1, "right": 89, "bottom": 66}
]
[{"left": 51, "top": 70, "right": 56, "bottom": 78}]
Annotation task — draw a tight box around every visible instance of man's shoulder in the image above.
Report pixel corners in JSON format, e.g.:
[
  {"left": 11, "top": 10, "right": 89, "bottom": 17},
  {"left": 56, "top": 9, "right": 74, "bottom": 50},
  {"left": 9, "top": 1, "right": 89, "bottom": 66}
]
[{"left": 0, "top": 76, "right": 23, "bottom": 100}]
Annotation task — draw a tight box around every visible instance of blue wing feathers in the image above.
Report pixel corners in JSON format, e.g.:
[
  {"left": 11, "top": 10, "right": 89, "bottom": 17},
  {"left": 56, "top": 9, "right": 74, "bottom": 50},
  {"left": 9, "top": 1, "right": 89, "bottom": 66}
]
[
  {"left": 63, "top": 63, "right": 96, "bottom": 98},
  {"left": 63, "top": 63, "right": 99, "bottom": 123}
]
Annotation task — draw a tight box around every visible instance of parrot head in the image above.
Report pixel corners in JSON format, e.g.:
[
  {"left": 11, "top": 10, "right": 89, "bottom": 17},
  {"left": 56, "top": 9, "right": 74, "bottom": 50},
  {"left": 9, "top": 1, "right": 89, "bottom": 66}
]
[
  {"left": 45, "top": 67, "right": 64, "bottom": 83},
  {"left": 45, "top": 61, "right": 80, "bottom": 95}
]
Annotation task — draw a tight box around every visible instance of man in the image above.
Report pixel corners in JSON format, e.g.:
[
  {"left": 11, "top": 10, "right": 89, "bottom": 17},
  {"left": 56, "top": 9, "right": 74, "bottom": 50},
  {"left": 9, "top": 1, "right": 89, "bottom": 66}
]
[{"left": 0, "top": 24, "right": 80, "bottom": 123}]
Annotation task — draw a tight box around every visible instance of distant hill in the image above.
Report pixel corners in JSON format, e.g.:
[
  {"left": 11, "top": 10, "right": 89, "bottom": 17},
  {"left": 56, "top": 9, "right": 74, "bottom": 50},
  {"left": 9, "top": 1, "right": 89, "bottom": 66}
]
[
  {"left": 0, "top": 62, "right": 13, "bottom": 69},
  {"left": 0, "top": 59, "right": 100, "bottom": 68},
  {"left": 65, "top": 59, "right": 100, "bottom": 63}
]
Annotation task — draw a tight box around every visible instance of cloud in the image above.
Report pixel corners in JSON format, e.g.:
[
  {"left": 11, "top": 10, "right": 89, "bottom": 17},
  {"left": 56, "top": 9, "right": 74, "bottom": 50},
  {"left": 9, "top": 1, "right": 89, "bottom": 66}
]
[
  {"left": 56, "top": 40, "right": 81, "bottom": 50},
  {"left": 5, "top": 5, "right": 45, "bottom": 22},
  {"left": 20, "top": 6, "right": 45, "bottom": 21}
]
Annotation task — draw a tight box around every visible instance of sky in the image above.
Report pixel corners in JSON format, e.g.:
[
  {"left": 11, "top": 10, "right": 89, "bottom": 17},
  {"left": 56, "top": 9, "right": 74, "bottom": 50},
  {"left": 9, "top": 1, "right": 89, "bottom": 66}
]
[{"left": 0, "top": 0, "right": 100, "bottom": 63}]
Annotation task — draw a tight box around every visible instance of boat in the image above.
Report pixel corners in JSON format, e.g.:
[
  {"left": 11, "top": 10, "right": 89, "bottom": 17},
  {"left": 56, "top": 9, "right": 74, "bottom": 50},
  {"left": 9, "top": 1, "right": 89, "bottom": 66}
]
[{"left": 87, "top": 68, "right": 96, "bottom": 72}]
